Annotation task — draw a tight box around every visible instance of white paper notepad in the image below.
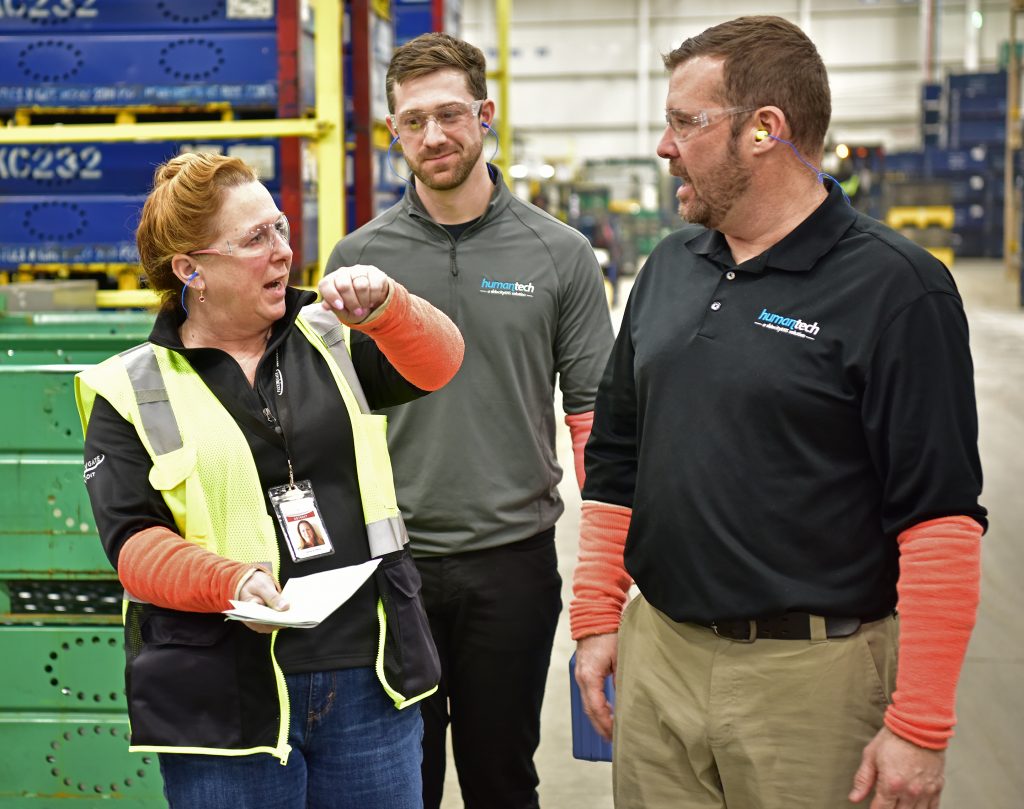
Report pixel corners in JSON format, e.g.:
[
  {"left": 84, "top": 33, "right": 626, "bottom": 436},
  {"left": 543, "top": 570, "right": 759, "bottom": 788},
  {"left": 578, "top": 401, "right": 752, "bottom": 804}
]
[{"left": 223, "top": 558, "right": 381, "bottom": 628}]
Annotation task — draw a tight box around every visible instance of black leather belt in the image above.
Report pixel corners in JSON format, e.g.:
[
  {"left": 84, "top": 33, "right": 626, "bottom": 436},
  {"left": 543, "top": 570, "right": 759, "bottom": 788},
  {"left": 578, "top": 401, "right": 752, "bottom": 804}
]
[{"left": 700, "top": 612, "right": 863, "bottom": 642}]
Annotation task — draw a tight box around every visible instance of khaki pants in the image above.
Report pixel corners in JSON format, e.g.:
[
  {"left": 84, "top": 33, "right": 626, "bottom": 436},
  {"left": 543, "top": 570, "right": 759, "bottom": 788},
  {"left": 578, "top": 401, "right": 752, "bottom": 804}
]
[{"left": 613, "top": 596, "right": 898, "bottom": 809}]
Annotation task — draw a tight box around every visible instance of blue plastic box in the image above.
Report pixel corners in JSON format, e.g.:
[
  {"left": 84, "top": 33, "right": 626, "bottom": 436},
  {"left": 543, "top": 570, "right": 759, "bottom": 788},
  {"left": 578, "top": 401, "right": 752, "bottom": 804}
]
[
  {"left": 568, "top": 652, "right": 614, "bottom": 762},
  {"left": 947, "top": 70, "right": 1007, "bottom": 99},
  {"left": 0, "top": 33, "right": 278, "bottom": 110},
  {"left": 1, "top": 191, "right": 284, "bottom": 269},
  {"left": 0, "top": 0, "right": 276, "bottom": 33},
  {"left": 0, "top": 140, "right": 283, "bottom": 195},
  {"left": 946, "top": 117, "right": 1006, "bottom": 149}
]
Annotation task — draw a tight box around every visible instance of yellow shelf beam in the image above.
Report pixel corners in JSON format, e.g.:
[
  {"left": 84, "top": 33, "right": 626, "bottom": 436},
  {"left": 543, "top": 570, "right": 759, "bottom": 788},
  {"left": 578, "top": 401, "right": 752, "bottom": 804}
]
[{"left": 0, "top": 118, "right": 327, "bottom": 145}]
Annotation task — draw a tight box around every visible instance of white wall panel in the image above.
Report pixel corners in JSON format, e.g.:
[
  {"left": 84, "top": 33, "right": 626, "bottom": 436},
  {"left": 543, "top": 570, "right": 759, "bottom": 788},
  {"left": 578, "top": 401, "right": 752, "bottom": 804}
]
[{"left": 465, "top": 0, "right": 1015, "bottom": 167}]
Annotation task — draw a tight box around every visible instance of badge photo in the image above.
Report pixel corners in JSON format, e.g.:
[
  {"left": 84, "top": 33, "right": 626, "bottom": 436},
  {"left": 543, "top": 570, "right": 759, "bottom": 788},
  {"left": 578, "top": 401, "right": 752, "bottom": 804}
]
[{"left": 269, "top": 480, "right": 335, "bottom": 562}]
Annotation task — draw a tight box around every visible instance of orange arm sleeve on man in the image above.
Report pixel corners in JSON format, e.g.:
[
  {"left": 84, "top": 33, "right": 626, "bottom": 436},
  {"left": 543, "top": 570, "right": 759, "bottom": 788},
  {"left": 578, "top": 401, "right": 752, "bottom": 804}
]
[
  {"left": 563, "top": 411, "right": 594, "bottom": 491},
  {"left": 351, "top": 281, "right": 464, "bottom": 391},
  {"left": 884, "top": 515, "right": 982, "bottom": 750},
  {"left": 569, "top": 500, "right": 634, "bottom": 639},
  {"left": 117, "top": 526, "right": 259, "bottom": 613}
]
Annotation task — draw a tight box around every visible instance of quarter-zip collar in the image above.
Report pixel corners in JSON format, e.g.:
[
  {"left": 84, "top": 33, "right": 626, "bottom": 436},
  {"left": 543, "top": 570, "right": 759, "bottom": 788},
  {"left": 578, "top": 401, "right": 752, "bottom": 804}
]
[{"left": 403, "top": 163, "right": 513, "bottom": 241}]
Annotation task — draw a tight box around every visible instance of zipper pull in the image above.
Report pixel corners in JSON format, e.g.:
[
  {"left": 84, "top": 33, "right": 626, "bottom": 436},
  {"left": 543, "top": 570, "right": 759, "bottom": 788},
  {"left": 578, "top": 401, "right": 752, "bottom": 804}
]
[{"left": 263, "top": 407, "right": 275, "bottom": 424}]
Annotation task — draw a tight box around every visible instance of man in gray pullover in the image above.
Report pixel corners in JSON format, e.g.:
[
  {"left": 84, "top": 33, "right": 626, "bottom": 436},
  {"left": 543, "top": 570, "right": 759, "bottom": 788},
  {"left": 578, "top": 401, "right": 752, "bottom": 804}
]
[{"left": 326, "top": 32, "right": 613, "bottom": 809}]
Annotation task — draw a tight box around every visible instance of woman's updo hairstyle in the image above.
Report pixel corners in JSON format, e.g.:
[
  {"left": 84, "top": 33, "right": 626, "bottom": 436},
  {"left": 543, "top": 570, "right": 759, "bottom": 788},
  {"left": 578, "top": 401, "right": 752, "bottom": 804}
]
[{"left": 136, "top": 152, "right": 258, "bottom": 310}]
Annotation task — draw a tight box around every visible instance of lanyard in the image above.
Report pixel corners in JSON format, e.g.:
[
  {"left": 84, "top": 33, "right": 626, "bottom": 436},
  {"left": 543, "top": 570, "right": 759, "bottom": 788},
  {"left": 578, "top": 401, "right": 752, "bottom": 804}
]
[{"left": 257, "top": 349, "right": 298, "bottom": 488}]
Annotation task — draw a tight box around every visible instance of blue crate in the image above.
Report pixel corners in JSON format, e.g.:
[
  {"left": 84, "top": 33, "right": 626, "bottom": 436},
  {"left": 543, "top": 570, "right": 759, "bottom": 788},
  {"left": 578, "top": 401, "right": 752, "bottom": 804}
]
[
  {"left": 394, "top": 8, "right": 433, "bottom": 44},
  {"left": 953, "top": 202, "right": 1000, "bottom": 230},
  {"left": 947, "top": 70, "right": 1007, "bottom": 98},
  {"left": 925, "top": 146, "right": 990, "bottom": 175},
  {"left": 1, "top": 191, "right": 286, "bottom": 268},
  {"left": 948, "top": 88, "right": 1007, "bottom": 119},
  {"left": 948, "top": 175, "right": 1004, "bottom": 204},
  {"left": 0, "top": 0, "right": 276, "bottom": 33},
  {"left": 884, "top": 151, "right": 926, "bottom": 176},
  {"left": 0, "top": 33, "right": 278, "bottom": 110},
  {"left": 0, "top": 140, "right": 283, "bottom": 195},
  {"left": 0, "top": 195, "right": 143, "bottom": 266},
  {"left": 946, "top": 117, "right": 1006, "bottom": 149}
]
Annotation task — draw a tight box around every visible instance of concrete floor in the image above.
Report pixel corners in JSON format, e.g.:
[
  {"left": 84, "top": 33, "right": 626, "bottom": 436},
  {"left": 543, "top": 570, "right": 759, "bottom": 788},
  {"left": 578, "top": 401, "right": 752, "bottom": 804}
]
[{"left": 438, "top": 258, "right": 1024, "bottom": 809}]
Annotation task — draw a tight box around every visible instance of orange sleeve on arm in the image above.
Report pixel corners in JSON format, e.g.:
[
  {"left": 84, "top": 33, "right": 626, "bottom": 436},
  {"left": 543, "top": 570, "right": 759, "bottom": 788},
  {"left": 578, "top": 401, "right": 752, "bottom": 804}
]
[
  {"left": 563, "top": 411, "right": 594, "bottom": 491},
  {"left": 884, "top": 515, "right": 982, "bottom": 749},
  {"left": 569, "top": 500, "right": 634, "bottom": 639},
  {"left": 117, "top": 526, "right": 260, "bottom": 613},
  {"left": 350, "top": 281, "right": 464, "bottom": 391}
]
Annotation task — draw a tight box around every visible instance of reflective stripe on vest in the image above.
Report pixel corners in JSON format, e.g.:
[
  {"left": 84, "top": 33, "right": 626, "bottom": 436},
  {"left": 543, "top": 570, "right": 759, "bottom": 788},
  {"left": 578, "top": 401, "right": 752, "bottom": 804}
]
[{"left": 121, "top": 343, "right": 183, "bottom": 456}]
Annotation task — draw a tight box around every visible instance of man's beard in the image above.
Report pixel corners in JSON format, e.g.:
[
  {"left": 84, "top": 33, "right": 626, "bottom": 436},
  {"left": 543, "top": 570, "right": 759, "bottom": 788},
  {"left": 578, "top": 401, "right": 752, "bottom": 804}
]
[
  {"left": 409, "top": 138, "right": 484, "bottom": 192},
  {"left": 676, "top": 136, "right": 750, "bottom": 229}
]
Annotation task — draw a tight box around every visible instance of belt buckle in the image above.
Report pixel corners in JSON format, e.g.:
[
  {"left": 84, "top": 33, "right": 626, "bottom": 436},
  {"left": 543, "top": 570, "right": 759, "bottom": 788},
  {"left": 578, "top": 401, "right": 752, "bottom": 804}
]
[{"left": 710, "top": 619, "right": 757, "bottom": 643}]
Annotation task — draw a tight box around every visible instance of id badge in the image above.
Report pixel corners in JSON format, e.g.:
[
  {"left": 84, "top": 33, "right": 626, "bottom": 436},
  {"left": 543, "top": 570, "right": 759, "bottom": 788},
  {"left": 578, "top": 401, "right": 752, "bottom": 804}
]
[{"left": 268, "top": 480, "right": 335, "bottom": 562}]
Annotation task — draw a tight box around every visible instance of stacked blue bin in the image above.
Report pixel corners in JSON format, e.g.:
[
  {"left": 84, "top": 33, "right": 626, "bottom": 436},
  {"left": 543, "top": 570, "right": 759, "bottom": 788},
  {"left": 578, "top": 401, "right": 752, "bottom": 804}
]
[
  {"left": 393, "top": 0, "right": 434, "bottom": 45},
  {"left": 0, "top": 139, "right": 285, "bottom": 272},
  {"left": 883, "top": 72, "right": 1015, "bottom": 259},
  {"left": 944, "top": 71, "right": 1007, "bottom": 257},
  {"left": 921, "top": 82, "right": 943, "bottom": 148},
  {"left": 0, "top": 0, "right": 315, "bottom": 280}
]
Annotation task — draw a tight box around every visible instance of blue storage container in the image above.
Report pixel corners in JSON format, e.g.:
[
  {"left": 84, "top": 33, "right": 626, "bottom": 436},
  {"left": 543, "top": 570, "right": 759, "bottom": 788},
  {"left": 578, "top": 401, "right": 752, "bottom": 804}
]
[
  {"left": 0, "top": 140, "right": 283, "bottom": 195},
  {"left": 394, "top": 8, "right": 433, "bottom": 44},
  {"left": 2, "top": 191, "right": 284, "bottom": 268},
  {"left": 948, "top": 174, "right": 1003, "bottom": 204},
  {"left": 0, "top": 195, "right": 143, "bottom": 266},
  {"left": 953, "top": 201, "right": 999, "bottom": 230},
  {"left": 948, "top": 88, "right": 1007, "bottom": 119},
  {"left": 947, "top": 70, "right": 1007, "bottom": 97},
  {"left": 0, "top": 0, "right": 276, "bottom": 33},
  {"left": 921, "top": 81, "right": 943, "bottom": 105},
  {"left": 568, "top": 652, "right": 614, "bottom": 763},
  {"left": 884, "top": 151, "right": 926, "bottom": 176},
  {"left": 925, "top": 146, "right": 990, "bottom": 176},
  {"left": 0, "top": 33, "right": 278, "bottom": 110},
  {"left": 946, "top": 117, "right": 1006, "bottom": 148}
]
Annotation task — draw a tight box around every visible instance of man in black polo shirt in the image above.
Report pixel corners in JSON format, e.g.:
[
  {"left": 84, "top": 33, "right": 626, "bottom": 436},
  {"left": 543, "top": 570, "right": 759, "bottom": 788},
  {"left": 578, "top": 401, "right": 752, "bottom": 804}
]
[{"left": 569, "top": 15, "right": 986, "bottom": 809}]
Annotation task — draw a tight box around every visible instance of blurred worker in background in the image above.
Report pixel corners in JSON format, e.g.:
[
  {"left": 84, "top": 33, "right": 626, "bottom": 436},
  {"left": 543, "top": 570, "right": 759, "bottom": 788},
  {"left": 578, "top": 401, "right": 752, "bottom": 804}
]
[
  {"left": 571, "top": 15, "right": 985, "bottom": 809},
  {"left": 326, "top": 32, "right": 614, "bottom": 809},
  {"left": 77, "top": 152, "right": 464, "bottom": 808}
]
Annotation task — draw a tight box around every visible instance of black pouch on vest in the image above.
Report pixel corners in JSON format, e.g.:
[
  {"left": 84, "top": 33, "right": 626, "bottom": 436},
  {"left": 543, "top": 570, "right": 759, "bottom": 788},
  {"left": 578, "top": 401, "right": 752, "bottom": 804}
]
[{"left": 375, "top": 548, "right": 441, "bottom": 703}]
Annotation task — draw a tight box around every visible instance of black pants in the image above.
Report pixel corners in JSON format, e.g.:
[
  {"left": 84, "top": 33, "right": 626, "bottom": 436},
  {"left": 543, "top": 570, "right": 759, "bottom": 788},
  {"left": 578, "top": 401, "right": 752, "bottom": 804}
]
[{"left": 415, "top": 529, "right": 562, "bottom": 809}]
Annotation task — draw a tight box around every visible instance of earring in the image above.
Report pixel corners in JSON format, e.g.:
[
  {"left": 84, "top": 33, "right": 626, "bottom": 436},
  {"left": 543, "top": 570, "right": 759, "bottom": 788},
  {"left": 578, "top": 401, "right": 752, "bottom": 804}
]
[{"left": 198, "top": 290, "right": 205, "bottom": 303}]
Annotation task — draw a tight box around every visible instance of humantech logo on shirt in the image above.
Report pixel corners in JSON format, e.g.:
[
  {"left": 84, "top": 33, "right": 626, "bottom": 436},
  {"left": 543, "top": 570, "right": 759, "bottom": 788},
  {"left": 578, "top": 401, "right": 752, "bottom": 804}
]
[
  {"left": 754, "top": 307, "right": 821, "bottom": 341},
  {"left": 479, "top": 277, "right": 535, "bottom": 298}
]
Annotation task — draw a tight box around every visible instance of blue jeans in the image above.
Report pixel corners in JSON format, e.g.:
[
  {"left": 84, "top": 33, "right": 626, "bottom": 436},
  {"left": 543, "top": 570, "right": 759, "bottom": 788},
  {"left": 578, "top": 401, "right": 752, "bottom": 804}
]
[{"left": 159, "top": 667, "right": 423, "bottom": 809}]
